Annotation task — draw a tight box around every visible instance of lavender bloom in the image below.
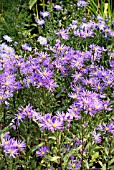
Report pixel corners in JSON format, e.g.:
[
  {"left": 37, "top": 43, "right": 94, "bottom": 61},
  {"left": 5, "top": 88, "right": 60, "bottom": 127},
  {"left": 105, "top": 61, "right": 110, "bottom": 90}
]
[
  {"left": 68, "top": 159, "right": 81, "bottom": 169},
  {"left": 1, "top": 137, "right": 18, "bottom": 158},
  {"left": 75, "top": 138, "right": 82, "bottom": 146},
  {"left": 56, "top": 29, "right": 69, "bottom": 40},
  {"left": 22, "top": 104, "right": 35, "bottom": 119},
  {"left": 37, "top": 36, "right": 47, "bottom": 45},
  {"left": 5, "top": 148, "right": 18, "bottom": 158},
  {"left": 40, "top": 11, "right": 50, "bottom": 18},
  {"left": 3, "top": 35, "right": 12, "bottom": 42},
  {"left": 49, "top": 116, "right": 64, "bottom": 132},
  {"left": 103, "top": 123, "right": 114, "bottom": 135},
  {"left": 38, "top": 113, "right": 52, "bottom": 130},
  {"left": 22, "top": 43, "right": 32, "bottom": 51},
  {"left": 77, "top": 0, "right": 87, "bottom": 7},
  {"left": 91, "top": 131, "right": 102, "bottom": 143},
  {"left": 97, "top": 15, "right": 103, "bottom": 21},
  {"left": 16, "top": 140, "right": 26, "bottom": 151},
  {"left": 14, "top": 111, "right": 25, "bottom": 125},
  {"left": 35, "top": 19, "right": 45, "bottom": 25},
  {"left": 36, "top": 146, "right": 49, "bottom": 157},
  {"left": 54, "top": 4, "right": 62, "bottom": 10}
]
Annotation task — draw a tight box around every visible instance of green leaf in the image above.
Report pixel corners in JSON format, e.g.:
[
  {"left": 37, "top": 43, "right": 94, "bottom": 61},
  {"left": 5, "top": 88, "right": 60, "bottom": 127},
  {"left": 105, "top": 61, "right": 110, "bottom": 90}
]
[
  {"left": 109, "top": 158, "right": 114, "bottom": 166},
  {"left": 50, "top": 156, "right": 61, "bottom": 162},
  {"left": 48, "top": 136, "right": 56, "bottom": 140},
  {"left": 91, "top": 152, "right": 99, "bottom": 162},
  {"left": 98, "top": 161, "right": 106, "bottom": 170},
  {"left": 29, "top": 0, "right": 37, "bottom": 10},
  {"left": 27, "top": 143, "right": 44, "bottom": 158},
  {"left": 30, "top": 143, "right": 44, "bottom": 153},
  {"left": 45, "top": 155, "right": 60, "bottom": 163}
]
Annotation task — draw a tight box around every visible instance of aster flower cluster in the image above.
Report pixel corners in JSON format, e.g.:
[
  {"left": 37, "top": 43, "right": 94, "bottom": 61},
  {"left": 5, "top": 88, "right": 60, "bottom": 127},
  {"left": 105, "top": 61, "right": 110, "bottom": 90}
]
[
  {"left": 0, "top": 43, "right": 58, "bottom": 105},
  {"left": 0, "top": 1, "right": 114, "bottom": 169},
  {"left": 55, "top": 17, "right": 114, "bottom": 40},
  {"left": 1, "top": 132, "right": 26, "bottom": 158}
]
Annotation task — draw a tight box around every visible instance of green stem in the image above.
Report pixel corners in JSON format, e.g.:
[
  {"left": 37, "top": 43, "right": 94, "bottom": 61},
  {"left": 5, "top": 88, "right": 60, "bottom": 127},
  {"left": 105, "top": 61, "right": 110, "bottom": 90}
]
[
  {"left": 81, "top": 116, "right": 84, "bottom": 170},
  {"left": 43, "top": 0, "right": 45, "bottom": 12}
]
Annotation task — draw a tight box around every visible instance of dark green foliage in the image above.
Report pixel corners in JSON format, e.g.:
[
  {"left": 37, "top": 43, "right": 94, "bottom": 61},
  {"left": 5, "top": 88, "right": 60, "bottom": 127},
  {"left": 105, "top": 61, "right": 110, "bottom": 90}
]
[{"left": 0, "top": 0, "right": 31, "bottom": 39}]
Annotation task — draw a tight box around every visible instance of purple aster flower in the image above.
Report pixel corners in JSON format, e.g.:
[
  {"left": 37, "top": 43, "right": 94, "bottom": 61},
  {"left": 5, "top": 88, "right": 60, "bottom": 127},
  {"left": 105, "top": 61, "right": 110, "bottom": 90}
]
[
  {"left": 22, "top": 104, "right": 35, "bottom": 119},
  {"left": 1, "top": 137, "right": 18, "bottom": 158},
  {"left": 70, "top": 156, "right": 75, "bottom": 160},
  {"left": 91, "top": 131, "right": 102, "bottom": 143},
  {"left": 110, "top": 61, "right": 114, "bottom": 68},
  {"left": 40, "top": 11, "right": 50, "bottom": 18},
  {"left": 77, "top": 0, "right": 87, "bottom": 7},
  {"left": 14, "top": 110, "right": 25, "bottom": 125},
  {"left": 35, "top": 18, "right": 45, "bottom": 25},
  {"left": 103, "top": 123, "right": 114, "bottom": 135},
  {"left": 37, "top": 36, "right": 47, "bottom": 45},
  {"left": 22, "top": 43, "right": 32, "bottom": 51},
  {"left": 45, "top": 79, "right": 57, "bottom": 91},
  {"left": 97, "top": 15, "right": 103, "bottom": 21},
  {"left": 49, "top": 116, "right": 64, "bottom": 132},
  {"left": 38, "top": 113, "right": 52, "bottom": 130},
  {"left": 16, "top": 140, "right": 26, "bottom": 151},
  {"left": 68, "top": 159, "right": 81, "bottom": 169},
  {"left": 72, "top": 20, "right": 78, "bottom": 25},
  {"left": 75, "top": 138, "right": 82, "bottom": 146},
  {"left": 56, "top": 29, "right": 69, "bottom": 40},
  {"left": 54, "top": 4, "right": 62, "bottom": 10},
  {"left": 3, "top": 35, "right": 12, "bottom": 42},
  {"left": 36, "top": 146, "right": 49, "bottom": 157},
  {"left": 5, "top": 148, "right": 18, "bottom": 158}
]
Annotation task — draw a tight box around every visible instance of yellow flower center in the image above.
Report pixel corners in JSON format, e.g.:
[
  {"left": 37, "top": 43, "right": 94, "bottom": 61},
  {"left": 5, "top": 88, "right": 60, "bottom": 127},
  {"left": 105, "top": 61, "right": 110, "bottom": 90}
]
[
  {"left": 6, "top": 55, "right": 10, "bottom": 59},
  {"left": 52, "top": 123, "right": 57, "bottom": 128},
  {"left": 97, "top": 86, "right": 101, "bottom": 89},
  {"left": 14, "top": 86, "right": 17, "bottom": 89},
  {"left": 72, "top": 164, "right": 76, "bottom": 168},
  {"left": 39, "top": 82, "right": 42, "bottom": 86},
  {"left": 27, "top": 79, "right": 30, "bottom": 82},
  {"left": 5, "top": 82, "right": 9, "bottom": 86},
  {"left": 60, "top": 31, "right": 64, "bottom": 35},
  {"left": 106, "top": 127, "right": 109, "bottom": 131},
  {"left": 88, "top": 108, "right": 92, "bottom": 111},
  {"left": 18, "top": 115, "right": 21, "bottom": 119},
  {"left": 42, "top": 55, "right": 46, "bottom": 59},
  {"left": 41, "top": 151, "right": 45, "bottom": 155},
  {"left": 5, "top": 141, "right": 9, "bottom": 145},
  {"left": 58, "top": 47, "right": 63, "bottom": 50},
  {"left": 95, "top": 106, "right": 99, "bottom": 109},
  {"left": 41, "top": 39, "right": 44, "bottom": 42},
  {"left": 15, "top": 55, "right": 19, "bottom": 59},
  {"left": 0, "top": 96, "right": 3, "bottom": 100},
  {"left": 7, "top": 75, "right": 11, "bottom": 79},
  {"left": 43, "top": 71, "right": 47, "bottom": 76},
  {"left": 75, "top": 62, "right": 79, "bottom": 66},
  {"left": 18, "top": 63, "right": 21, "bottom": 67},
  {"left": 27, "top": 112, "right": 31, "bottom": 116},
  {"left": 72, "top": 113, "right": 75, "bottom": 117},
  {"left": 74, "top": 107, "right": 78, "bottom": 111},
  {"left": 18, "top": 144, "right": 20, "bottom": 148},
  {"left": 9, "top": 150, "right": 13, "bottom": 154}
]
